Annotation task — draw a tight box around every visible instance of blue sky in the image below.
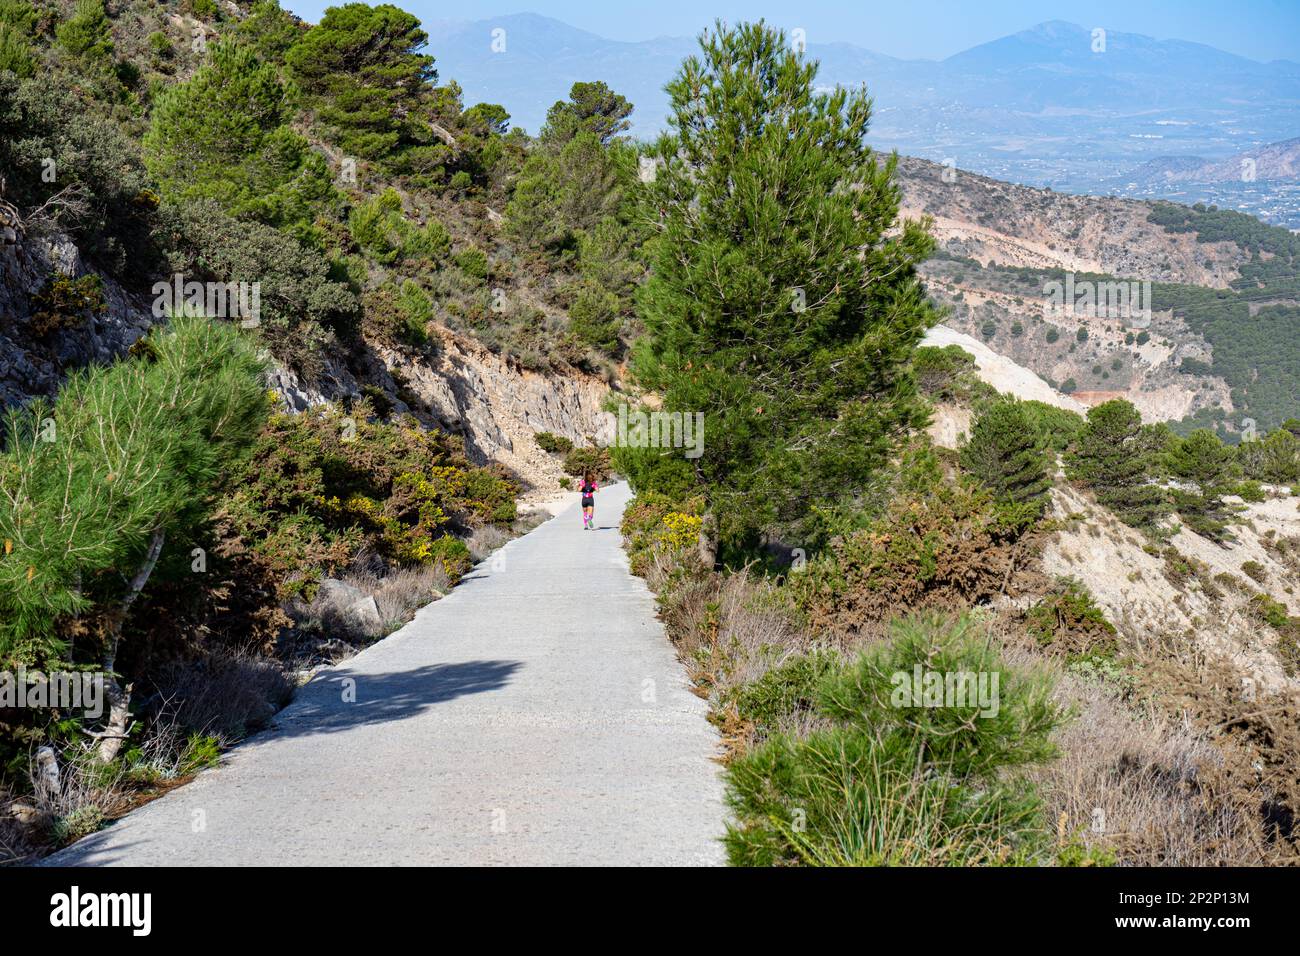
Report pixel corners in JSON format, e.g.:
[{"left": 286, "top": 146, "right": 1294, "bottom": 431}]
[{"left": 284, "top": 0, "right": 1300, "bottom": 62}]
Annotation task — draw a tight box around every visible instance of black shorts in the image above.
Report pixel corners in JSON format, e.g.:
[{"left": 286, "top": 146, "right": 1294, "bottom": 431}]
[{"left": 581, "top": 496, "right": 594, "bottom": 508}]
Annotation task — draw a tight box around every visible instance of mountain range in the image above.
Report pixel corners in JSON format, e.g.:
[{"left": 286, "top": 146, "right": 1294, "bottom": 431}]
[{"left": 423, "top": 14, "right": 1300, "bottom": 207}]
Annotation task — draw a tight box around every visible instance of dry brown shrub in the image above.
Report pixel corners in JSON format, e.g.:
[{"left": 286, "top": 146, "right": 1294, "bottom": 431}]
[
  {"left": 792, "top": 481, "right": 1048, "bottom": 641},
  {"left": 1131, "top": 638, "right": 1300, "bottom": 863},
  {"left": 151, "top": 648, "right": 295, "bottom": 743}
]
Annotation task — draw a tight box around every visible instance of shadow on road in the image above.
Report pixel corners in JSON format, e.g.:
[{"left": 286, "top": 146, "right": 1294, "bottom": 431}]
[{"left": 269, "top": 660, "right": 523, "bottom": 740}]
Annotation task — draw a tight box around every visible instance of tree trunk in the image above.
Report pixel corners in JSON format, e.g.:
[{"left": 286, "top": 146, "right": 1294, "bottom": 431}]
[
  {"left": 697, "top": 511, "right": 719, "bottom": 569},
  {"left": 97, "top": 527, "right": 164, "bottom": 764}
]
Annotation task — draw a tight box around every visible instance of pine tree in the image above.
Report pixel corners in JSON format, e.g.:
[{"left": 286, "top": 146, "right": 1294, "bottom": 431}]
[
  {"left": 1066, "top": 399, "right": 1166, "bottom": 530},
  {"left": 0, "top": 0, "right": 37, "bottom": 77},
  {"left": 56, "top": 0, "right": 113, "bottom": 63},
  {"left": 286, "top": 3, "right": 436, "bottom": 161},
  {"left": 0, "top": 318, "right": 268, "bottom": 758},
  {"left": 960, "top": 400, "right": 1053, "bottom": 523},
  {"left": 1239, "top": 428, "right": 1300, "bottom": 486},
  {"left": 1165, "top": 429, "right": 1238, "bottom": 540},
  {"left": 0, "top": 22, "right": 33, "bottom": 76},
  {"left": 630, "top": 21, "right": 938, "bottom": 552},
  {"left": 504, "top": 83, "right": 636, "bottom": 252},
  {"left": 541, "top": 81, "right": 633, "bottom": 146},
  {"left": 144, "top": 42, "right": 332, "bottom": 228}
]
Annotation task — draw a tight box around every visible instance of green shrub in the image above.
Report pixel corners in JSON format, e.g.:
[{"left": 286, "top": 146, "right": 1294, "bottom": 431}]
[
  {"left": 454, "top": 245, "right": 489, "bottom": 280},
  {"left": 57, "top": 0, "right": 113, "bottom": 64},
  {"left": 618, "top": 489, "right": 706, "bottom": 572},
  {"left": 363, "top": 281, "right": 434, "bottom": 348},
  {"left": 164, "top": 199, "right": 359, "bottom": 375},
  {"left": 1248, "top": 594, "right": 1300, "bottom": 676},
  {"left": 728, "top": 649, "right": 840, "bottom": 740},
  {"left": 0, "top": 73, "right": 162, "bottom": 277},
  {"left": 562, "top": 445, "right": 611, "bottom": 480},
  {"left": 216, "top": 404, "right": 516, "bottom": 595},
  {"left": 349, "top": 189, "right": 451, "bottom": 266},
  {"left": 147, "top": 30, "right": 172, "bottom": 58},
  {"left": 51, "top": 806, "right": 106, "bottom": 845},
  {"left": 724, "top": 614, "right": 1066, "bottom": 866},
  {"left": 792, "top": 474, "right": 1022, "bottom": 636},
  {"left": 180, "top": 732, "right": 222, "bottom": 775},
  {"left": 28, "top": 273, "right": 107, "bottom": 338},
  {"left": 0, "top": 2, "right": 35, "bottom": 77},
  {"left": 535, "top": 431, "right": 574, "bottom": 454},
  {"left": 1024, "top": 578, "right": 1118, "bottom": 660},
  {"left": 1239, "top": 429, "right": 1300, "bottom": 485},
  {"left": 1241, "top": 560, "right": 1267, "bottom": 583},
  {"left": 1233, "top": 479, "right": 1266, "bottom": 503},
  {"left": 610, "top": 434, "right": 696, "bottom": 501},
  {"left": 567, "top": 282, "right": 622, "bottom": 352}
]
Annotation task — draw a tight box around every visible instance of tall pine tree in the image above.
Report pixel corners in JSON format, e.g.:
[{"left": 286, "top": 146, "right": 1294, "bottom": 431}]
[
  {"left": 1066, "top": 399, "right": 1166, "bottom": 531},
  {"left": 286, "top": 3, "right": 436, "bottom": 161},
  {"left": 1166, "top": 429, "right": 1238, "bottom": 541},
  {"left": 630, "top": 21, "right": 938, "bottom": 554},
  {"left": 960, "top": 400, "right": 1053, "bottom": 524}
]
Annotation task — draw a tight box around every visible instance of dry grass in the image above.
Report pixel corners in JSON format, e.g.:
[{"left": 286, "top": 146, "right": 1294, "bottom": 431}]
[
  {"left": 151, "top": 648, "right": 295, "bottom": 743},
  {"left": 288, "top": 564, "right": 451, "bottom": 646},
  {"left": 1124, "top": 627, "right": 1300, "bottom": 863},
  {"left": 1025, "top": 660, "right": 1269, "bottom": 865},
  {"left": 2, "top": 709, "right": 220, "bottom": 862},
  {"left": 0, "top": 791, "right": 40, "bottom": 865},
  {"left": 372, "top": 565, "right": 451, "bottom": 624},
  {"left": 465, "top": 523, "right": 511, "bottom": 562},
  {"left": 645, "top": 551, "right": 828, "bottom": 754},
  {"left": 648, "top": 552, "right": 802, "bottom": 686}
]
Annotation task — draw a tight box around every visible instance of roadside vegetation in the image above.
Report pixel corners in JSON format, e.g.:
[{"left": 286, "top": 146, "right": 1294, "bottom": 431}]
[{"left": 617, "top": 22, "right": 1300, "bottom": 867}]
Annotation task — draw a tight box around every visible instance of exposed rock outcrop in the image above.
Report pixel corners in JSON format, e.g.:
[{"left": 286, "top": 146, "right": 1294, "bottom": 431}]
[
  {"left": 0, "top": 208, "right": 154, "bottom": 411},
  {"left": 265, "top": 326, "right": 616, "bottom": 492}
]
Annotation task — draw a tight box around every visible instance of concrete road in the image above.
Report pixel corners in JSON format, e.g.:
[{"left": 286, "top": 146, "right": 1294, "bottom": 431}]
[{"left": 46, "top": 483, "right": 725, "bottom": 866}]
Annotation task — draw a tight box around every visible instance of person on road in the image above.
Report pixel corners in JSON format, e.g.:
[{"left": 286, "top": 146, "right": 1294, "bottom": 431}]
[{"left": 580, "top": 472, "right": 598, "bottom": 530}]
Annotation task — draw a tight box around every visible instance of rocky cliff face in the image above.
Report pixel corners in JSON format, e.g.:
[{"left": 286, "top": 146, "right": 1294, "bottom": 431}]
[
  {"left": 390, "top": 330, "right": 615, "bottom": 487},
  {"left": 0, "top": 203, "right": 153, "bottom": 411},
  {"left": 267, "top": 326, "right": 615, "bottom": 493}
]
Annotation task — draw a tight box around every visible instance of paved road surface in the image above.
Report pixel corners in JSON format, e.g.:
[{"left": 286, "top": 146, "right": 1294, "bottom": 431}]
[{"left": 47, "top": 483, "right": 725, "bottom": 866}]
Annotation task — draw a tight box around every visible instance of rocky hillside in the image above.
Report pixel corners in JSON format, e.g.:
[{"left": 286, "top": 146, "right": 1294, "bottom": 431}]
[
  {"left": 896, "top": 156, "right": 1300, "bottom": 432},
  {"left": 0, "top": 0, "right": 624, "bottom": 495},
  {"left": 1129, "top": 136, "right": 1300, "bottom": 185},
  {"left": 923, "top": 334, "right": 1300, "bottom": 718},
  {"left": 1, "top": 200, "right": 614, "bottom": 495},
  {"left": 897, "top": 156, "right": 1247, "bottom": 286}
]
